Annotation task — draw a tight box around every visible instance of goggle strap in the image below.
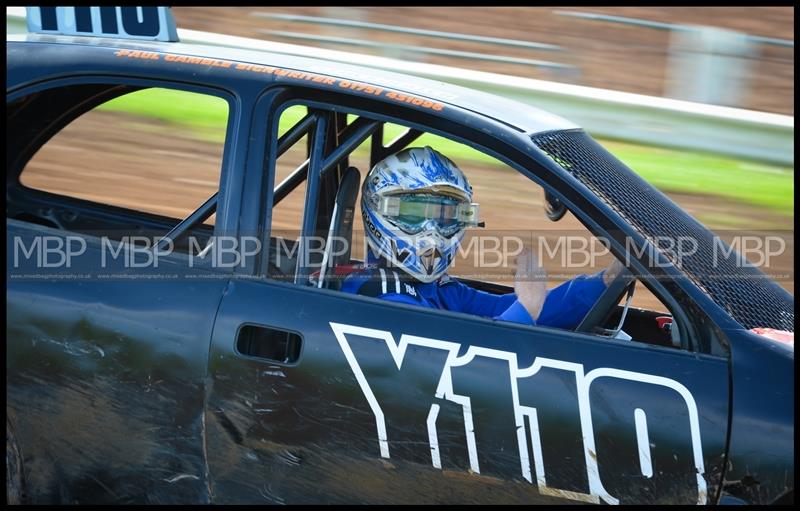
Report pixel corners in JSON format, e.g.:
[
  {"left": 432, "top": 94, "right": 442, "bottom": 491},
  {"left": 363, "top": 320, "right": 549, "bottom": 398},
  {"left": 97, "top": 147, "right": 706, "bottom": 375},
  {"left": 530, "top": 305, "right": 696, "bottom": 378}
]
[
  {"left": 457, "top": 203, "right": 480, "bottom": 227},
  {"left": 379, "top": 196, "right": 402, "bottom": 217}
]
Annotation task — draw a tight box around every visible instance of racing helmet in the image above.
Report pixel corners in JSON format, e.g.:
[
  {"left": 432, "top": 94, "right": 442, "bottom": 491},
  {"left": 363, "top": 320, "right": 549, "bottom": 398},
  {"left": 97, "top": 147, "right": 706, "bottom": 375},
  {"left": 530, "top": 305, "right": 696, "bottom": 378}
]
[{"left": 361, "top": 146, "right": 481, "bottom": 283}]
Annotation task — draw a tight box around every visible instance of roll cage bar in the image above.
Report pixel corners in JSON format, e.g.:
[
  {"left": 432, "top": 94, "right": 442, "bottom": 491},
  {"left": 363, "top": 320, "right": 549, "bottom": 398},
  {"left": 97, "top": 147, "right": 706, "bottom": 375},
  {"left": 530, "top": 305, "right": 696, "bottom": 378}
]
[{"left": 155, "top": 108, "right": 423, "bottom": 256}]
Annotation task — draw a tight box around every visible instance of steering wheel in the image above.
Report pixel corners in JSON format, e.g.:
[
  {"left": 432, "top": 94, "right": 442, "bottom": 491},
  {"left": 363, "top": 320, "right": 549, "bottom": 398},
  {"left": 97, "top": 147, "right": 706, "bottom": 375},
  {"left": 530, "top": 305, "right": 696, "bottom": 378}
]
[{"left": 575, "top": 266, "right": 636, "bottom": 335}]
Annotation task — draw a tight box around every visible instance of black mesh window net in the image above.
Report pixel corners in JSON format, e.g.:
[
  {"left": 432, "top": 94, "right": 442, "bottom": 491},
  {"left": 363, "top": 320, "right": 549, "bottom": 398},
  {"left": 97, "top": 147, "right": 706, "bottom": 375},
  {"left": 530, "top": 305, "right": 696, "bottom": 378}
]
[{"left": 531, "top": 129, "right": 793, "bottom": 332}]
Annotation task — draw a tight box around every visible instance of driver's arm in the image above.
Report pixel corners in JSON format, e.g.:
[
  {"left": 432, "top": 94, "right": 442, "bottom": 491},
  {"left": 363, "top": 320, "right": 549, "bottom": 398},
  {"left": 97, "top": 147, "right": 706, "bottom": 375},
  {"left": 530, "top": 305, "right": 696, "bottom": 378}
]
[
  {"left": 434, "top": 251, "right": 539, "bottom": 323},
  {"left": 441, "top": 254, "right": 616, "bottom": 328},
  {"left": 535, "top": 271, "right": 608, "bottom": 329},
  {"left": 436, "top": 256, "right": 619, "bottom": 328},
  {"left": 437, "top": 281, "right": 523, "bottom": 319},
  {"left": 516, "top": 254, "right": 620, "bottom": 330}
]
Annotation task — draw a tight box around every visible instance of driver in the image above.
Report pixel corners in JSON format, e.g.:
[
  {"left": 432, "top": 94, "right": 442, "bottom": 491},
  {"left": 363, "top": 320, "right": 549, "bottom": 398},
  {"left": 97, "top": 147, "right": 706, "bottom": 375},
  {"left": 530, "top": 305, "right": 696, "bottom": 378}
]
[{"left": 342, "top": 146, "right": 622, "bottom": 327}]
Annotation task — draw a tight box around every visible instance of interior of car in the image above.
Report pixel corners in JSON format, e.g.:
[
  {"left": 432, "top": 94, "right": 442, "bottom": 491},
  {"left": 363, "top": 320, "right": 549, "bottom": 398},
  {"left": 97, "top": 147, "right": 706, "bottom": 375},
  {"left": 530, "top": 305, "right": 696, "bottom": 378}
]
[
  {"left": 8, "top": 85, "right": 684, "bottom": 351},
  {"left": 262, "top": 103, "right": 683, "bottom": 349}
]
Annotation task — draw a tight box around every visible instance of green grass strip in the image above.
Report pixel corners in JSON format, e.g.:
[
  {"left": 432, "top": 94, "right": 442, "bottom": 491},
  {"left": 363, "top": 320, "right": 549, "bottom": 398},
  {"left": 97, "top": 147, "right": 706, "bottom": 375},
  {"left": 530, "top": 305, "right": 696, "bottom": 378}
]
[
  {"left": 98, "top": 89, "right": 794, "bottom": 216},
  {"left": 599, "top": 139, "right": 793, "bottom": 215}
]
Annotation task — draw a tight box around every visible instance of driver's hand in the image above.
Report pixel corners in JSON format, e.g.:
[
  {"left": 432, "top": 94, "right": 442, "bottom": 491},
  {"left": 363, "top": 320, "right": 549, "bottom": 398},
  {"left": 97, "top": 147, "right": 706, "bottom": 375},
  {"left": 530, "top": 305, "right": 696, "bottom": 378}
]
[
  {"left": 514, "top": 249, "right": 548, "bottom": 321},
  {"left": 602, "top": 259, "right": 626, "bottom": 287}
]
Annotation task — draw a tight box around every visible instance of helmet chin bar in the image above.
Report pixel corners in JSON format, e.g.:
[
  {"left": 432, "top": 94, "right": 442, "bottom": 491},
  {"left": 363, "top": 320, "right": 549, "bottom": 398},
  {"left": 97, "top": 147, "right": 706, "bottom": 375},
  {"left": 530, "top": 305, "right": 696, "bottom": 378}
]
[
  {"left": 383, "top": 229, "right": 459, "bottom": 283},
  {"left": 418, "top": 246, "right": 444, "bottom": 278}
]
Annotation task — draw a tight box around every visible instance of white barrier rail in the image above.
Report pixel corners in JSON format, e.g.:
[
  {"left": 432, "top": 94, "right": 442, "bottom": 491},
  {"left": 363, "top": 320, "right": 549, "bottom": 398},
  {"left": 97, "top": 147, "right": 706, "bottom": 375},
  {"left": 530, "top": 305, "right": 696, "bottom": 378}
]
[{"left": 7, "top": 8, "right": 794, "bottom": 166}]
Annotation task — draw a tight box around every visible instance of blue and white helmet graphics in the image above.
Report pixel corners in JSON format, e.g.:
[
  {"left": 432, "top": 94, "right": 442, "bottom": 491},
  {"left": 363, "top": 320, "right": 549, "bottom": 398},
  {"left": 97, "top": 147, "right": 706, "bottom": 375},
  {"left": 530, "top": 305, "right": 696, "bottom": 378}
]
[{"left": 361, "top": 146, "right": 473, "bottom": 283}]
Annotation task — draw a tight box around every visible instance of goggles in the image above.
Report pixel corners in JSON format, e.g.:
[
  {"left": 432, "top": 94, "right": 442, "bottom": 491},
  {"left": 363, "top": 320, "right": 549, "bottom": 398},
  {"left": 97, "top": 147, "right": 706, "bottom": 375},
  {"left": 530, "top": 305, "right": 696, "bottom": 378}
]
[{"left": 378, "top": 193, "right": 481, "bottom": 235}]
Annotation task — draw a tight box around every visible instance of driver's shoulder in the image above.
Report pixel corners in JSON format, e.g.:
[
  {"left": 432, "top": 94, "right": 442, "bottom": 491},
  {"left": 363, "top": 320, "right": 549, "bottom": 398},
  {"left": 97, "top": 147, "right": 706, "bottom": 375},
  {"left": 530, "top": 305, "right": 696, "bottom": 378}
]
[
  {"left": 438, "top": 273, "right": 466, "bottom": 288},
  {"left": 341, "top": 265, "right": 409, "bottom": 294},
  {"left": 340, "top": 264, "right": 379, "bottom": 293}
]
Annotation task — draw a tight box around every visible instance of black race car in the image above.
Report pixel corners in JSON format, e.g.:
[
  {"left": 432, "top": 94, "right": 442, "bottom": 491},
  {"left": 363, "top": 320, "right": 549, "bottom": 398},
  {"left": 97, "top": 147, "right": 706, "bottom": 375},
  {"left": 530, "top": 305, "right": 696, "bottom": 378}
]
[{"left": 6, "top": 7, "right": 793, "bottom": 505}]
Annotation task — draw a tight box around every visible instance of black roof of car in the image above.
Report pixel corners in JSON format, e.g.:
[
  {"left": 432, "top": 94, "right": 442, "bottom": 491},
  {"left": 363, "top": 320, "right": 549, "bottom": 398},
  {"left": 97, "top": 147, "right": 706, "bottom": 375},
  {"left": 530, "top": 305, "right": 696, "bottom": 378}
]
[{"left": 7, "top": 33, "right": 579, "bottom": 136}]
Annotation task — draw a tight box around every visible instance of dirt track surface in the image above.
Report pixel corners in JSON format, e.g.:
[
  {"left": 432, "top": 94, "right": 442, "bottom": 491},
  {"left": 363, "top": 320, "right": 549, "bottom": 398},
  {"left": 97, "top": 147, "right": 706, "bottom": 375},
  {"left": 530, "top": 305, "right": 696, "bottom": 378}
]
[
  {"left": 22, "top": 110, "right": 794, "bottom": 313},
  {"left": 172, "top": 7, "right": 794, "bottom": 115}
]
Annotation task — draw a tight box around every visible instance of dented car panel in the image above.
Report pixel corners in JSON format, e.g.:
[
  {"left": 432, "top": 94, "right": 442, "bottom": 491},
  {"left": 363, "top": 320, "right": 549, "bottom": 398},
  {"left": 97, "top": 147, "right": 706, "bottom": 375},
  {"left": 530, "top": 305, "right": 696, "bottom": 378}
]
[
  {"left": 205, "top": 279, "right": 730, "bottom": 505},
  {"left": 6, "top": 221, "right": 225, "bottom": 504}
]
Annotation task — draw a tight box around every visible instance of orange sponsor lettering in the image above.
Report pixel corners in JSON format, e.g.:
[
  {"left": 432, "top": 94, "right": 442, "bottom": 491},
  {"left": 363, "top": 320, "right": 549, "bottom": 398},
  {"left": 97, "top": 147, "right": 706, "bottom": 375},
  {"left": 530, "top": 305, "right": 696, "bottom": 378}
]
[
  {"left": 112, "top": 49, "right": 445, "bottom": 113},
  {"left": 115, "top": 49, "right": 159, "bottom": 60},
  {"left": 385, "top": 91, "right": 444, "bottom": 111}
]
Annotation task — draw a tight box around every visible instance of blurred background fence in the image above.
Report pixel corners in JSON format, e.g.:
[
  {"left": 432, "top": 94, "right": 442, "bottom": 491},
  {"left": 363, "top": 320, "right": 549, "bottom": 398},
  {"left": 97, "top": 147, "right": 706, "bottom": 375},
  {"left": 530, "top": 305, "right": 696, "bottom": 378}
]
[
  {"left": 7, "top": 6, "right": 794, "bottom": 165},
  {"left": 252, "top": 12, "right": 576, "bottom": 77}
]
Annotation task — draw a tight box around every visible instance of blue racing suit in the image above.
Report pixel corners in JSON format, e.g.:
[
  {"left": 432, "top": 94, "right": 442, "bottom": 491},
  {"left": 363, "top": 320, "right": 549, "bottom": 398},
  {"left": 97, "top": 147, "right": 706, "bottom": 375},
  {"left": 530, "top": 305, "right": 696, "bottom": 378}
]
[{"left": 341, "top": 255, "right": 608, "bottom": 328}]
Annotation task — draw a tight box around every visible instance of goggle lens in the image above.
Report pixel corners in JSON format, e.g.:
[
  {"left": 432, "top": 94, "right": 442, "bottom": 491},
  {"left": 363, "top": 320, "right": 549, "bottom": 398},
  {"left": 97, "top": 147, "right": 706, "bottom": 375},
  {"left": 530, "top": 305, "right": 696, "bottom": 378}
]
[{"left": 379, "top": 194, "right": 479, "bottom": 235}]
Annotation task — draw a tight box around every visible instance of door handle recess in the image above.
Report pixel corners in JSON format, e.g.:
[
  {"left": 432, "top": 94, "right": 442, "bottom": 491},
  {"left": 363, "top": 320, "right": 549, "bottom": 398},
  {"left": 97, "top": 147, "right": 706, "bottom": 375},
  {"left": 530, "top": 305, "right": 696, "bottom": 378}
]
[{"left": 235, "top": 324, "right": 302, "bottom": 364}]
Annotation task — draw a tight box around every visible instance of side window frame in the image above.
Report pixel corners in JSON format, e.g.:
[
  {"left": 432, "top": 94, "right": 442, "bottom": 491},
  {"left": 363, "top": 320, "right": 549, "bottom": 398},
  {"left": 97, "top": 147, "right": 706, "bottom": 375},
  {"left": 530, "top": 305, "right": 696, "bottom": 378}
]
[{"left": 254, "top": 87, "right": 717, "bottom": 356}]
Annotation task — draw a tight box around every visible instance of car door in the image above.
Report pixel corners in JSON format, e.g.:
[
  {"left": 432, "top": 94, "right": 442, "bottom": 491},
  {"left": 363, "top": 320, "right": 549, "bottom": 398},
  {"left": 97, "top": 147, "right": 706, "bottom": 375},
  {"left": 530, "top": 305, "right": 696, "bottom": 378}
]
[
  {"left": 207, "top": 281, "right": 729, "bottom": 505},
  {"left": 204, "top": 90, "right": 730, "bottom": 504},
  {"left": 6, "top": 77, "right": 239, "bottom": 503}
]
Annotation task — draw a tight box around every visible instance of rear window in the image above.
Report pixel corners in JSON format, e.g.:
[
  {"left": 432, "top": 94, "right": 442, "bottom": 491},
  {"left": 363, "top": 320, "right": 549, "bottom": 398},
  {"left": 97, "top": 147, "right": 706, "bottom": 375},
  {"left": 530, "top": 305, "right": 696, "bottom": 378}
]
[{"left": 20, "top": 87, "right": 229, "bottom": 226}]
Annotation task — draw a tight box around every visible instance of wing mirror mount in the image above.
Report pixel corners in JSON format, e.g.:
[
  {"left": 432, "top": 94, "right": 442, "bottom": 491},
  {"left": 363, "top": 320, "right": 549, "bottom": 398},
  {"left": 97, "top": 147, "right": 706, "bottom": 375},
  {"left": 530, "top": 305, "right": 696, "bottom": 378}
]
[{"left": 545, "top": 191, "right": 568, "bottom": 222}]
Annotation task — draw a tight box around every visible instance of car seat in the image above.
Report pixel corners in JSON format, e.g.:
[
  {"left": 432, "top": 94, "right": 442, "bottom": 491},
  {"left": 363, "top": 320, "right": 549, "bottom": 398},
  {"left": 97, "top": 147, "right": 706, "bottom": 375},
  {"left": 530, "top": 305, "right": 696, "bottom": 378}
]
[{"left": 317, "top": 166, "right": 361, "bottom": 290}]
